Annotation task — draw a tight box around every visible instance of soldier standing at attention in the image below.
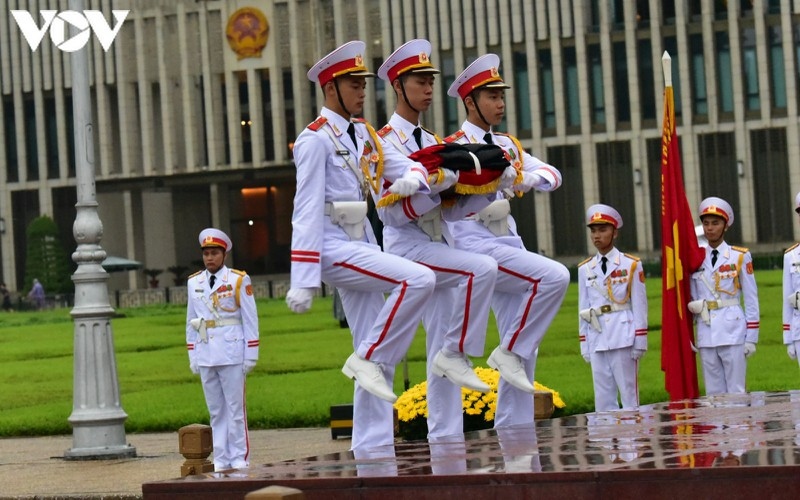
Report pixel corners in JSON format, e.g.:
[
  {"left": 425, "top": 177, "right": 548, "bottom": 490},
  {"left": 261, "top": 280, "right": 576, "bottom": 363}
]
[
  {"left": 376, "top": 39, "right": 498, "bottom": 440},
  {"left": 445, "top": 54, "right": 570, "bottom": 428},
  {"left": 578, "top": 204, "right": 647, "bottom": 411},
  {"left": 186, "top": 228, "right": 259, "bottom": 470},
  {"left": 781, "top": 192, "right": 800, "bottom": 367},
  {"left": 286, "top": 41, "right": 435, "bottom": 453},
  {"left": 688, "top": 197, "right": 759, "bottom": 395}
]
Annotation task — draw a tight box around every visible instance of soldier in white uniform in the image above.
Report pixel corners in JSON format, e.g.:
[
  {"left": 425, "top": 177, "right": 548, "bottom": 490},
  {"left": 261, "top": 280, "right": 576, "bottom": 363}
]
[
  {"left": 286, "top": 41, "right": 436, "bottom": 453},
  {"left": 782, "top": 191, "right": 800, "bottom": 367},
  {"left": 688, "top": 197, "right": 759, "bottom": 395},
  {"left": 375, "top": 39, "right": 499, "bottom": 439},
  {"left": 186, "top": 228, "right": 259, "bottom": 470},
  {"left": 577, "top": 204, "right": 647, "bottom": 411},
  {"left": 444, "top": 54, "right": 570, "bottom": 428}
]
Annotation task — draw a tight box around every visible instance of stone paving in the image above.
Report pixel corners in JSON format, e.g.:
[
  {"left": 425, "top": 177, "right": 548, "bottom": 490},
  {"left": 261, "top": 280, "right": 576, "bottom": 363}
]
[{"left": 0, "top": 428, "right": 351, "bottom": 499}]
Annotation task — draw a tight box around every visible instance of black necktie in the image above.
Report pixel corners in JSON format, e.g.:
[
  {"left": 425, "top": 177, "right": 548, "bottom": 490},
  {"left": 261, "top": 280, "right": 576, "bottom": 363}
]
[
  {"left": 347, "top": 123, "right": 357, "bottom": 149},
  {"left": 601, "top": 256, "right": 608, "bottom": 274},
  {"left": 711, "top": 249, "right": 718, "bottom": 267},
  {"left": 412, "top": 127, "right": 423, "bottom": 149},
  {"left": 483, "top": 132, "right": 493, "bottom": 144},
  {"left": 209, "top": 274, "right": 216, "bottom": 289}
]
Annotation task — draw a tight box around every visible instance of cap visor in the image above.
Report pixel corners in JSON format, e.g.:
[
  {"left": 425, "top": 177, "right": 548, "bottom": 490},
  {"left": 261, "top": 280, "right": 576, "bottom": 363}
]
[
  {"left": 482, "top": 82, "right": 511, "bottom": 89},
  {"left": 346, "top": 70, "right": 376, "bottom": 78}
]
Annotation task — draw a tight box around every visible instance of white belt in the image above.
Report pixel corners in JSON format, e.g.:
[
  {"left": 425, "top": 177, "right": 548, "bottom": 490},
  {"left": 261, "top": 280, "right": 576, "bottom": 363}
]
[
  {"left": 705, "top": 299, "right": 739, "bottom": 310},
  {"left": 593, "top": 303, "right": 631, "bottom": 315},
  {"left": 205, "top": 318, "right": 242, "bottom": 328},
  {"left": 476, "top": 199, "right": 510, "bottom": 237}
]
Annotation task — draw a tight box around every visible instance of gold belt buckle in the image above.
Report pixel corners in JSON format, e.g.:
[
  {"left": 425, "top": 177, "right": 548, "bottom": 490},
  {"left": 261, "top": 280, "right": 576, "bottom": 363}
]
[
  {"left": 706, "top": 301, "right": 719, "bottom": 310},
  {"left": 600, "top": 305, "right": 612, "bottom": 313},
  {"left": 205, "top": 320, "right": 217, "bottom": 328}
]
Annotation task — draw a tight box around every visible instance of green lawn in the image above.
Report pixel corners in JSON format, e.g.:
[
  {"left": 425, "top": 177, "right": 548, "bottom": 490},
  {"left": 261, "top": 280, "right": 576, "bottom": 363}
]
[{"left": 0, "top": 269, "right": 796, "bottom": 437}]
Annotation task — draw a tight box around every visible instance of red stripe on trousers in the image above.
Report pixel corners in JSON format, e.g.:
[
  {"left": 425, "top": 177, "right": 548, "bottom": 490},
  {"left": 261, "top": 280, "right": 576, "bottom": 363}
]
[
  {"left": 420, "top": 262, "right": 475, "bottom": 352},
  {"left": 498, "top": 265, "right": 540, "bottom": 351},
  {"left": 333, "top": 261, "right": 406, "bottom": 360}
]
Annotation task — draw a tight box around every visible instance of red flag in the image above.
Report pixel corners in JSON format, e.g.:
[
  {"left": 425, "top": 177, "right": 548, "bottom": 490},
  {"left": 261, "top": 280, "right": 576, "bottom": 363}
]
[{"left": 660, "top": 74, "right": 705, "bottom": 401}]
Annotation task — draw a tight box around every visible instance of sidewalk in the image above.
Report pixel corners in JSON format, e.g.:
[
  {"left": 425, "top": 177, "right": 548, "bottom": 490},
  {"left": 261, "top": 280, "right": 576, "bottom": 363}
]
[{"left": 0, "top": 428, "right": 352, "bottom": 499}]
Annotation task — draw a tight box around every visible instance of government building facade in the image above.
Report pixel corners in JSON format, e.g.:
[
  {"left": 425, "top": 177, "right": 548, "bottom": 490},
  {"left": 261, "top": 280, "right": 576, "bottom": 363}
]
[{"left": 1, "top": 0, "right": 799, "bottom": 292}]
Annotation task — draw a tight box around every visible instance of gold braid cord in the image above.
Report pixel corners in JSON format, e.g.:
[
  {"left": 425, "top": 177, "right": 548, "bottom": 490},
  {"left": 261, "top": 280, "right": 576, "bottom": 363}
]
[{"left": 361, "top": 122, "right": 384, "bottom": 195}]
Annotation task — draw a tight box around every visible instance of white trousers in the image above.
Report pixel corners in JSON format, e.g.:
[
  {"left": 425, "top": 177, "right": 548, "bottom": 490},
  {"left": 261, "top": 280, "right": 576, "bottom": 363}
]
[
  {"left": 321, "top": 239, "right": 436, "bottom": 451},
  {"left": 699, "top": 344, "right": 746, "bottom": 395},
  {"left": 199, "top": 364, "right": 248, "bottom": 469},
  {"left": 589, "top": 347, "right": 639, "bottom": 411},
  {"left": 389, "top": 240, "right": 498, "bottom": 438},
  {"left": 483, "top": 244, "right": 570, "bottom": 427}
]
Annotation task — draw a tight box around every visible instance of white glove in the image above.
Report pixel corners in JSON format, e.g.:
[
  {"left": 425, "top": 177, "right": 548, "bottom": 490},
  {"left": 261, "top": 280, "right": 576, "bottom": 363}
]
[
  {"left": 788, "top": 344, "right": 797, "bottom": 360},
  {"left": 497, "top": 166, "right": 518, "bottom": 191},
  {"left": 744, "top": 342, "right": 756, "bottom": 358},
  {"left": 582, "top": 353, "right": 591, "bottom": 364},
  {"left": 631, "top": 349, "right": 646, "bottom": 361},
  {"left": 243, "top": 359, "right": 256, "bottom": 375},
  {"left": 286, "top": 287, "right": 315, "bottom": 313},
  {"left": 189, "top": 360, "right": 199, "bottom": 375},
  {"left": 429, "top": 169, "right": 458, "bottom": 195},
  {"left": 518, "top": 171, "right": 544, "bottom": 191},
  {"left": 389, "top": 168, "right": 427, "bottom": 196}
]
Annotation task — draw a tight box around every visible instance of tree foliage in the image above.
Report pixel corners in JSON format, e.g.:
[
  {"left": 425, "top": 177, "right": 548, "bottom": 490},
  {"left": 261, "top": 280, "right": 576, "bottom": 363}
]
[{"left": 24, "top": 216, "right": 73, "bottom": 295}]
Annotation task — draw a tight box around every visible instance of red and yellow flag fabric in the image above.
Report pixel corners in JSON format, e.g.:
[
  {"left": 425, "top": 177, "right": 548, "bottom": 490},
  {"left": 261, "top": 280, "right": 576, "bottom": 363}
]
[{"left": 661, "top": 82, "right": 705, "bottom": 401}]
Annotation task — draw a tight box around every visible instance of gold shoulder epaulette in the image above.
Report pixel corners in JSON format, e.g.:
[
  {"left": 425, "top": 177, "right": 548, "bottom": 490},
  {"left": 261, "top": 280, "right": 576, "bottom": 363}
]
[
  {"left": 624, "top": 252, "right": 641, "bottom": 262},
  {"left": 443, "top": 130, "right": 465, "bottom": 143},
  {"left": 377, "top": 124, "right": 392, "bottom": 138},
  {"left": 307, "top": 116, "right": 327, "bottom": 131},
  {"left": 578, "top": 256, "right": 592, "bottom": 267},
  {"left": 731, "top": 245, "right": 749, "bottom": 253},
  {"left": 188, "top": 270, "right": 202, "bottom": 278},
  {"left": 231, "top": 269, "right": 246, "bottom": 276},
  {"left": 786, "top": 243, "right": 800, "bottom": 253}
]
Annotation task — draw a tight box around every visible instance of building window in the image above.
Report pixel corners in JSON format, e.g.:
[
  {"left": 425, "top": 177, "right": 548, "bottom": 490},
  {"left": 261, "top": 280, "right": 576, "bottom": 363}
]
[
  {"left": 751, "top": 128, "right": 792, "bottom": 243},
  {"left": 238, "top": 75, "right": 252, "bottom": 164},
  {"left": 663, "top": 36, "right": 682, "bottom": 116},
  {"left": 371, "top": 57, "right": 387, "bottom": 129},
  {"left": 563, "top": 46, "right": 580, "bottom": 130},
  {"left": 441, "top": 52, "right": 459, "bottom": 135},
  {"left": 716, "top": 31, "right": 734, "bottom": 115},
  {"left": 513, "top": 49, "right": 532, "bottom": 139},
  {"left": 596, "top": 141, "right": 637, "bottom": 250},
  {"left": 635, "top": 0, "right": 650, "bottom": 27},
  {"left": 638, "top": 38, "right": 656, "bottom": 121},
  {"left": 65, "top": 93, "right": 75, "bottom": 178},
  {"left": 260, "top": 70, "right": 274, "bottom": 161},
  {"left": 611, "top": 0, "right": 625, "bottom": 29},
  {"left": 538, "top": 49, "right": 556, "bottom": 133},
  {"left": 697, "top": 132, "right": 741, "bottom": 243},
  {"left": 3, "top": 96, "right": 19, "bottom": 183},
  {"left": 24, "top": 96, "right": 38, "bottom": 181},
  {"left": 646, "top": 138, "right": 663, "bottom": 249},
  {"left": 612, "top": 41, "right": 630, "bottom": 124},
  {"left": 662, "top": 0, "right": 676, "bottom": 24},
  {"left": 742, "top": 27, "right": 760, "bottom": 113},
  {"left": 548, "top": 145, "right": 585, "bottom": 256},
  {"left": 690, "top": 34, "right": 708, "bottom": 116},
  {"left": 769, "top": 25, "right": 787, "bottom": 111},
  {"left": 587, "top": 44, "right": 605, "bottom": 127},
  {"left": 45, "top": 95, "right": 59, "bottom": 179},
  {"left": 714, "top": 0, "right": 728, "bottom": 19}
]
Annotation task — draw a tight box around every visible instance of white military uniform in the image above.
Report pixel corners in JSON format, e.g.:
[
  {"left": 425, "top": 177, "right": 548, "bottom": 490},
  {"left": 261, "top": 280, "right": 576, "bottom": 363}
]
[
  {"left": 690, "top": 241, "right": 759, "bottom": 394},
  {"left": 378, "top": 111, "right": 498, "bottom": 439},
  {"left": 783, "top": 192, "right": 800, "bottom": 367},
  {"left": 186, "top": 259, "right": 258, "bottom": 470},
  {"left": 783, "top": 242, "right": 800, "bottom": 368},
  {"left": 445, "top": 119, "right": 570, "bottom": 427},
  {"left": 291, "top": 43, "right": 436, "bottom": 451},
  {"left": 578, "top": 247, "right": 647, "bottom": 411}
]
